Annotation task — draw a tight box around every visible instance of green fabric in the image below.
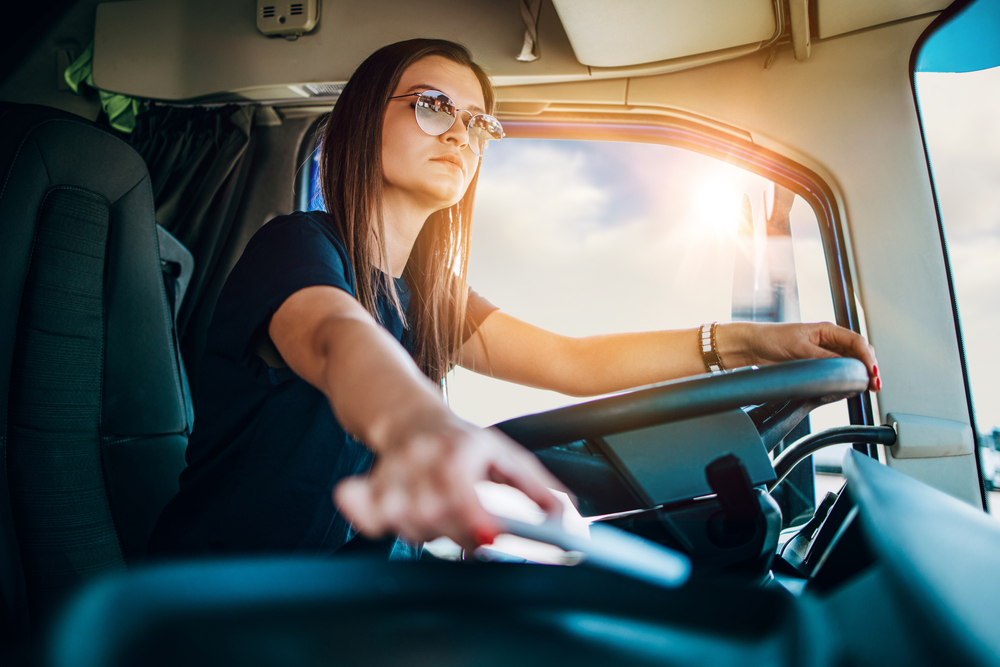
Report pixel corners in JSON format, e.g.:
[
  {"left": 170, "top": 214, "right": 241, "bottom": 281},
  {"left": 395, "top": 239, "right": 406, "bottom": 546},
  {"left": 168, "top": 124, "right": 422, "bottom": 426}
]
[{"left": 65, "top": 42, "right": 142, "bottom": 134}]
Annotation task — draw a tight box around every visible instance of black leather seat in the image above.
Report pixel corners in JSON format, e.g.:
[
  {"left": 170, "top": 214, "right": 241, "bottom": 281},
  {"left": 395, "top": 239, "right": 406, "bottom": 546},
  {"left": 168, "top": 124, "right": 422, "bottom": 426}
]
[{"left": 0, "top": 103, "right": 190, "bottom": 644}]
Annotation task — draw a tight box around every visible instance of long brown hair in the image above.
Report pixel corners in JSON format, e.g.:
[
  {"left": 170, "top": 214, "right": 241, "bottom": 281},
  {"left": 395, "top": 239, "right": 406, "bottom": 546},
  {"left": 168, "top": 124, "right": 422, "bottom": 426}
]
[{"left": 318, "top": 39, "right": 495, "bottom": 386}]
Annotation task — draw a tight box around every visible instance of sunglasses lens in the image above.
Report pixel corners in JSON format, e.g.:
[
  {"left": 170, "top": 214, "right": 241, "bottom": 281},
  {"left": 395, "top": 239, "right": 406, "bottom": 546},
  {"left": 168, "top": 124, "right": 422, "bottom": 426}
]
[
  {"left": 414, "top": 91, "right": 455, "bottom": 136},
  {"left": 468, "top": 114, "right": 503, "bottom": 157},
  {"left": 411, "top": 91, "right": 504, "bottom": 157}
]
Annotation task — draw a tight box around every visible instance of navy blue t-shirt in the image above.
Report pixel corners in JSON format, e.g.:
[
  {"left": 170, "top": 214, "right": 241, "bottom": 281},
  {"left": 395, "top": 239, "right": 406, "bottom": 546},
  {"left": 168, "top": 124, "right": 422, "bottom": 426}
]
[{"left": 148, "top": 211, "right": 494, "bottom": 559}]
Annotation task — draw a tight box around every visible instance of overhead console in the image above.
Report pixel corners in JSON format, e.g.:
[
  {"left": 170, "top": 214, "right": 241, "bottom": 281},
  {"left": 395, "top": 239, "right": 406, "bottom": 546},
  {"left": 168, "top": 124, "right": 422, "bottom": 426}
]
[
  {"left": 91, "top": 0, "right": 590, "bottom": 103},
  {"left": 91, "top": 0, "right": 952, "bottom": 105},
  {"left": 551, "top": 0, "right": 779, "bottom": 68}
]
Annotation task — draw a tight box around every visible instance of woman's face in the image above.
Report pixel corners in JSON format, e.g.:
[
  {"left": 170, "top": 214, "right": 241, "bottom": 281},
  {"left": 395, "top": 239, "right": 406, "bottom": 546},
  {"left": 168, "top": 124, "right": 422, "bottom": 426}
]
[{"left": 382, "top": 56, "right": 485, "bottom": 214}]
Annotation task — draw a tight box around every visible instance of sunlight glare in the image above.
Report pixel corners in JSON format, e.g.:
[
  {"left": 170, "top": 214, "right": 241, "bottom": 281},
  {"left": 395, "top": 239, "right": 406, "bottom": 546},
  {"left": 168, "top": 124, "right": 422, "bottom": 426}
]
[{"left": 694, "top": 175, "right": 742, "bottom": 236}]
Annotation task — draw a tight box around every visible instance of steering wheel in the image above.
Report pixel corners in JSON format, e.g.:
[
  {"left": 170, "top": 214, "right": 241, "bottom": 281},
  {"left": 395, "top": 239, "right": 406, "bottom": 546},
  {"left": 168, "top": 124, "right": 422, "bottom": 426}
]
[
  {"left": 493, "top": 358, "right": 869, "bottom": 517},
  {"left": 495, "top": 358, "right": 869, "bottom": 451}
]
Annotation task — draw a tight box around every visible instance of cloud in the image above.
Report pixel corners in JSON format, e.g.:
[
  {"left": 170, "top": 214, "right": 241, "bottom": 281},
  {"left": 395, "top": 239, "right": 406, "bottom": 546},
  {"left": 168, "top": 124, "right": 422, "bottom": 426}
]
[
  {"left": 451, "top": 138, "right": 838, "bottom": 426},
  {"left": 917, "top": 70, "right": 1000, "bottom": 242}
]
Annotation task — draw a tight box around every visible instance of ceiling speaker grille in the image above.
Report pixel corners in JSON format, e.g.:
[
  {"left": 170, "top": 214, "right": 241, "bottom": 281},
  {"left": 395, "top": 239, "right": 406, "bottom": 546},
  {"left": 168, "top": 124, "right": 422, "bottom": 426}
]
[{"left": 304, "top": 83, "right": 346, "bottom": 97}]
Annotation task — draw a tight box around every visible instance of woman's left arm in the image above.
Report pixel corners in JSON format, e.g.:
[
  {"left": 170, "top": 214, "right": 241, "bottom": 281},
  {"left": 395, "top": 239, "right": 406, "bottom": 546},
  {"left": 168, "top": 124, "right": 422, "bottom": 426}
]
[{"left": 459, "top": 314, "right": 880, "bottom": 396}]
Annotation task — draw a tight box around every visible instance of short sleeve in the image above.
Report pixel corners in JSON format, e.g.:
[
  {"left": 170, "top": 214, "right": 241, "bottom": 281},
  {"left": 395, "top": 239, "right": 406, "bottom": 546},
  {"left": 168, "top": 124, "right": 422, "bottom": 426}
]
[
  {"left": 207, "top": 212, "right": 355, "bottom": 364},
  {"left": 462, "top": 287, "right": 499, "bottom": 342}
]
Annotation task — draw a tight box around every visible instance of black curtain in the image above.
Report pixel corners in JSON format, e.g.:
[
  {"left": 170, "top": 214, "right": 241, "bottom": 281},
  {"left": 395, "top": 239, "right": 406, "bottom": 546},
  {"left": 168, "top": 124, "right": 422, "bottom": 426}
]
[{"left": 127, "top": 104, "right": 259, "bottom": 400}]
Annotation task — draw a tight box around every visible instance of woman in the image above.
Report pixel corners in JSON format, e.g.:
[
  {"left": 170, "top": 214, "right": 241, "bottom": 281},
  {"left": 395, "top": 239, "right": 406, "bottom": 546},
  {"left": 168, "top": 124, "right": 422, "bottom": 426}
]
[{"left": 148, "top": 39, "right": 879, "bottom": 560}]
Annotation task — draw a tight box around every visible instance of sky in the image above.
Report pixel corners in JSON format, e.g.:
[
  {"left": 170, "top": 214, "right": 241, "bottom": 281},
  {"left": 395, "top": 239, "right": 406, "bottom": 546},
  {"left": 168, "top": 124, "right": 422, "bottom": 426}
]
[
  {"left": 916, "top": 66, "right": 1000, "bottom": 432},
  {"left": 445, "top": 138, "right": 844, "bottom": 431}
]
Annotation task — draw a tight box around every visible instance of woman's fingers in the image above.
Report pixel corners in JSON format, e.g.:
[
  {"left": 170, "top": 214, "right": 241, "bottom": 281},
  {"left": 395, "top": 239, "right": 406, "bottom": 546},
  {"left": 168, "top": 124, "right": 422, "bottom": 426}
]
[
  {"left": 747, "top": 321, "right": 881, "bottom": 392},
  {"left": 334, "top": 476, "right": 386, "bottom": 537},
  {"left": 336, "top": 470, "right": 494, "bottom": 550},
  {"left": 486, "top": 442, "right": 568, "bottom": 518},
  {"left": 449, "top": 481, "right": 504, "bottom": 550},
  {"left": 810, "top": 322, "right": 880, "bottom": 391},
  {"left": 333, "top": 424, "right": 564, "bottom": 552}
]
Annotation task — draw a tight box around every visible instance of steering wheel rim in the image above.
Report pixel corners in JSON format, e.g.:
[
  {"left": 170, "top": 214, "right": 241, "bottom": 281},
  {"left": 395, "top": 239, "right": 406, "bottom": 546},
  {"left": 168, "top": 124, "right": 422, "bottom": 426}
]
[{"left": 495, "top": 358, "right": 869, "bottom": 451}]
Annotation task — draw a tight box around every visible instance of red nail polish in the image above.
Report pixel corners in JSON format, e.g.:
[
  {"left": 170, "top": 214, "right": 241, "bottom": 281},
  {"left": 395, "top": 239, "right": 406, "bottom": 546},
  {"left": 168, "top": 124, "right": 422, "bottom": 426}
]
[
  {"left": 876, "top": 377, "right": 882, "bottom": 391},
  {"left": 873, "top": 364, "right": 879, "bottom": 377},
  {"left": 473, "top": 528, "right": 495, "bottom": 547}
]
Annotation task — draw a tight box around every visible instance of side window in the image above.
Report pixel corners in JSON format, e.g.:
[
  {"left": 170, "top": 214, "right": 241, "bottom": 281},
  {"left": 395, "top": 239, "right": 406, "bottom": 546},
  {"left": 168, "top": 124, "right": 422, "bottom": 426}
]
[
  {"left": 446, "top": 137, "right": 852, "bottom": 528},
  {"left": 305, "top": 138, "right": 325, "bottom": 211},
  {"left": 915, "top": 65, "right": 1000, "bottom": 507},
  {"left": 297, "top": 120, "right": 325, "bottom": 213},
  {"left": 914, "top": 0, "right": 1000, "bottom": 511}
]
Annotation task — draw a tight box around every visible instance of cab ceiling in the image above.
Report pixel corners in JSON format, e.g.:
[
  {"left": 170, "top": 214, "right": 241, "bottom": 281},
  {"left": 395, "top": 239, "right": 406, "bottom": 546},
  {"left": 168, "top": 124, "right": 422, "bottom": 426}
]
[{"left": 92, "top": 0, "right": 953, "bottom": 103}]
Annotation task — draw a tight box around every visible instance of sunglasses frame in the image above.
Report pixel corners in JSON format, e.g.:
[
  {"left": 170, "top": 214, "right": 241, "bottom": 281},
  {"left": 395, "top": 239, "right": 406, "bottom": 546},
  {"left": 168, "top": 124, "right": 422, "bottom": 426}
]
[{"left": 389, "top": 90, "right": 504, "bottom": 157}]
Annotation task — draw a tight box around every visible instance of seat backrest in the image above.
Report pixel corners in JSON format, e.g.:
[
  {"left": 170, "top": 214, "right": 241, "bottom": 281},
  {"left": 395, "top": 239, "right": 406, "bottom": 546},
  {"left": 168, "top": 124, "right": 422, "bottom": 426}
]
[{"left": 0, "top": 103, "right": 190, "bottom": 642}]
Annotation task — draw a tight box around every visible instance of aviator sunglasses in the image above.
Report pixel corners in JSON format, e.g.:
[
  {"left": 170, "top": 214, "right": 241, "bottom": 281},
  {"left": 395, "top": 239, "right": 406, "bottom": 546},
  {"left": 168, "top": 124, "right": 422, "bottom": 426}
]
[{"left": 389, "top": 90, "right": 504, "bottom": 157}]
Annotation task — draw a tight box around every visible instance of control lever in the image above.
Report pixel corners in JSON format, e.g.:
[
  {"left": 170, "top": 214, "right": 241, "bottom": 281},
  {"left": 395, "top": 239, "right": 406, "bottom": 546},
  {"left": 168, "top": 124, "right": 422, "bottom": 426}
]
[
  {"left": 768, "top": 425, "right": 896, "bottom": 491},
  {"left": 705, "top": 454, "right": 764, "bottom": 548},
  {"left": 489, "top": 516, "right": 691, "bottom": 589}
]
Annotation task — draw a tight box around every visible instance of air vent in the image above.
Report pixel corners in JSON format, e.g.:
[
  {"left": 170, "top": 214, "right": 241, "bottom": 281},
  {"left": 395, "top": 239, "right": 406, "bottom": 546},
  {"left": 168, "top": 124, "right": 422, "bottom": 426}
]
[
  {"left": 304, "top": 83, "right": 346, "bottom": 97},
  {"left": 257, "top": 0, "right": 319, "bottom": 38}
]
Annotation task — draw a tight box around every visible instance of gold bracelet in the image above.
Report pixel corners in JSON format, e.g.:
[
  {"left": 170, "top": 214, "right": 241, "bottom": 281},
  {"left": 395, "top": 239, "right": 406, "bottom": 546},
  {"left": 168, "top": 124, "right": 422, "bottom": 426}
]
[{"left": 699, "top": 322, "right": 726, "bottom": 374}]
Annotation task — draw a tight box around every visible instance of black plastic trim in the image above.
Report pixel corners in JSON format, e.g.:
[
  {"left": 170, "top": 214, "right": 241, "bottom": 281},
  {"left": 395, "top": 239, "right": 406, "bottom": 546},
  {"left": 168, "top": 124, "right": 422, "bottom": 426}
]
[{"left": 770, "top": 425, "right": 897, "bottom": 491}]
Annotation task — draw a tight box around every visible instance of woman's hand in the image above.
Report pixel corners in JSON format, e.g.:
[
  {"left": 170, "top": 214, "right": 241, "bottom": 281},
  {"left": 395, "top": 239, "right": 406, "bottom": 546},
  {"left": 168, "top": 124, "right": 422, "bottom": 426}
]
[
  {"left": 717, "top": 321, "right": 881, "bottom": 392},
  {"left": 334, "top": 412, "right": 568, "bottom": 552},
  {"left": 272, "top": 285, "right": 567, "bottom": 553}
]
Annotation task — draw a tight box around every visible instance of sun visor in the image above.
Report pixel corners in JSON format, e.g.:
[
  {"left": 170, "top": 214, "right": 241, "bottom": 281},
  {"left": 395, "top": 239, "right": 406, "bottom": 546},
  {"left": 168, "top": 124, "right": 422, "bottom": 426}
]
[{"left": 550, "top": 0, "right": 778, "bottom": 68}]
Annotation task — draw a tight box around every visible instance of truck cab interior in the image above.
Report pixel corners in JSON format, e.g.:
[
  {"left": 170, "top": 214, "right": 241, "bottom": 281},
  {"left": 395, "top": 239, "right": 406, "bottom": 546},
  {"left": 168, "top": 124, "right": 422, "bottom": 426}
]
[{"left": 2, "top": 1, "right": 1000, "bottom": 665}]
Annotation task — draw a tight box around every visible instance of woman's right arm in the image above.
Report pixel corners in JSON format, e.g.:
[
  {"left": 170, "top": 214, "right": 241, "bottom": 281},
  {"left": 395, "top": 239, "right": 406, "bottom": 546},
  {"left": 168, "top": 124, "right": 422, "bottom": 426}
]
[{"left": 268, "top": 285, "right": 566, "bottom": 550}]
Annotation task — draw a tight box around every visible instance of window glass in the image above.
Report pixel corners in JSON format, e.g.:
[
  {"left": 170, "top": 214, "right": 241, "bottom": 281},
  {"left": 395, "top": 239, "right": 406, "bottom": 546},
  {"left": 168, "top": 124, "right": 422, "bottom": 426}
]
[
  {"left": 915, "top": 65, "right": 1000, "bottom": 511},
  {"left": 446, "top": 137, "right": 851, "bottom": 526},
  {"left": 306, "top": 139, "right": 325, "bottom": 211}
]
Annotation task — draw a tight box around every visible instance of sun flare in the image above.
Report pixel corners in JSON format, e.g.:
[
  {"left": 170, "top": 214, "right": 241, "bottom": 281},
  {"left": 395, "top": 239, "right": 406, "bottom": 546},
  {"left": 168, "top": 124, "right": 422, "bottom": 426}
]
[{"left": 694, "top": 176, "right": 743, "bottom": 236}]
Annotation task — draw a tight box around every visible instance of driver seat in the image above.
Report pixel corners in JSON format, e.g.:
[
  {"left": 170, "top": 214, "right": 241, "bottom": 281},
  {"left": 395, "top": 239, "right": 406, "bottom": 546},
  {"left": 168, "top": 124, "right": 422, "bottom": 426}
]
[{"left": 0, "top": 103, "right": 191, "bottom": 644}]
